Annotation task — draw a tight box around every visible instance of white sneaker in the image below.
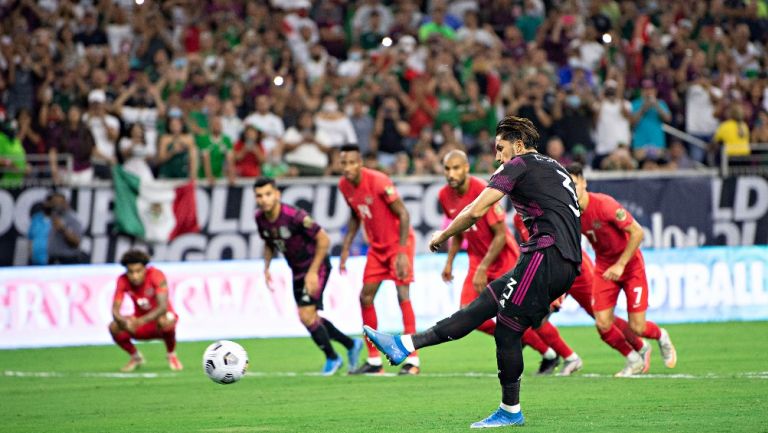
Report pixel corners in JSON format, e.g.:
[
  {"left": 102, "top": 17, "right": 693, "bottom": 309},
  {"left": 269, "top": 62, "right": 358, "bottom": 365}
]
[
  {"left": 557, "top": 355, "right": 583, "bottom": 376},
  {"left": 638, "top": 340, "right": 652, "bottom": 373},
  {"left": 615, "top": 352, "right": 644, "bottom": 377},
  {"left": 658, "top": 328, "right": 677, "bottom": 368}
]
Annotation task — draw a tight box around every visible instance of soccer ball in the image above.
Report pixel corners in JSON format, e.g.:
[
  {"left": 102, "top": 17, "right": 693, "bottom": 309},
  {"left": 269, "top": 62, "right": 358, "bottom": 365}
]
[{"left": 202, "top": 340, "right": 249, "bottom": 384}]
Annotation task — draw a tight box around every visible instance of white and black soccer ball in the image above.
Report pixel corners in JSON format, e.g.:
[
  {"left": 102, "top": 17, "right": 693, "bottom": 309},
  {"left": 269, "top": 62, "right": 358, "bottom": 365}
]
[{"left": 202, "top": 340, "right": 249, "bottom": 384}]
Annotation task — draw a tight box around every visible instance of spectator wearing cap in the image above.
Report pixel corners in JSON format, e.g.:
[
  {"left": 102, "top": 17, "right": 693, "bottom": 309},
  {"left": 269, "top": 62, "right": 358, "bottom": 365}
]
[
  {"left": 593, "top": 77, "right": 632, "bottom": 168},
  {"left": 631, "top": 78, "right": 671, "bottom": 153},
  {"left": 83, "top": 89, "right": 120, "bottom": 179},
  {"left": 156, "top": 115, "right": 197, "bottom": 181}
]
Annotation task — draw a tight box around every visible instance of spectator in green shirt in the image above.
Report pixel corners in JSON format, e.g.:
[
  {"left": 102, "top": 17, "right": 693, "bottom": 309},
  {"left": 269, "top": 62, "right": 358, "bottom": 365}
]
[
  {"left": 418, "top": 6, "right": 456, "bottom": 42},
  {"left": 197, "top": 116, "right": 235, "bottom": 185},
  {"left": 433, "top": 68, "right": 463, "bottom": 130},
  {"left": 0, "top": 120, "right": 28, "bottom": 188},
  {"left": 459, "top": 80, "right": 496, "bottom": 152},
  {"left": 359, "top": 10, "right": 386, "bottom": 51}
]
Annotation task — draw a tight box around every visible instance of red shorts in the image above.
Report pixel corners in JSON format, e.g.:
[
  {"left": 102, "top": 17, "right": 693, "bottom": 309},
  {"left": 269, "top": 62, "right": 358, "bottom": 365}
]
[
  {"left": 363, "top": 238, "right": 415, "bottom": 286},
  {"left": 461, "top": 266, "right": 506, "bottom": 306},
  {"left": 130, "top": 311, "right": 178, "bottom": 340},
  {"left": 567, "top": 253, "right": 595, "bottom": 317},
  {"left": 592, "top": 257, "right": 649, "bottom": 313}
]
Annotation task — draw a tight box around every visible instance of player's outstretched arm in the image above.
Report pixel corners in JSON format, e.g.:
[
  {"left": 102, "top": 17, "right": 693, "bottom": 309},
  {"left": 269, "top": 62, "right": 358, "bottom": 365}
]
[
  {"left": 306, "top": 229, "right": 330, "bottom": 296},
  {"left": 430, "top": 188, "right": 505, "bottom": 252},
  {"left": 263, "top": 243, "right": 275, "bottom": 289}
]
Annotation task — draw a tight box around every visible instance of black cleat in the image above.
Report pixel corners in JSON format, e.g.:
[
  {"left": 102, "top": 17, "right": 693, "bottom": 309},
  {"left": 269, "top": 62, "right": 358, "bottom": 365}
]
[
  {"left": 536, "top": 356, "right": 561, "bottom": 375},
  {"left": 348, "top": 362, "right": 384, "bottom": 375},
  {"left": 398, "top": 363, "right": 420, "bottom": 375}
]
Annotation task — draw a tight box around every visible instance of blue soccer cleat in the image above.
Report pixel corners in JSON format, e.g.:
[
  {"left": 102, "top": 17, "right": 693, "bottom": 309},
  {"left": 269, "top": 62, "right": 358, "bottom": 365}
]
[
  {"left": 347, "top": 338, "right": 364, "bottom": 372},
  {"left": 362, "top": 326, "right": 410, "bottom": 366},
  {"left": 322, "top": 357, "right": 343, "bottom": 376},
  {"left": 470, "top": 407, "right": 525, "bottom": 429}
]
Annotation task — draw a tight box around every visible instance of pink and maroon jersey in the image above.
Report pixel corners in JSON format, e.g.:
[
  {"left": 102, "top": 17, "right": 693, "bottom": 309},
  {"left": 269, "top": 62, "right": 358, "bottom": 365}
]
[
  {"left": 114, "top": 267, "right": 174, "bottom": 315},
  {"left": 439, "top": 176, "right": 519, "bottom": 275},
  {"left": 580, "top": 192, "right": 642, "bottom": 267},
  {"left": 339, "top": 167, "right": 414, "bottom": 251},
  {"left": 256, "top": 203, "right": 323, "bottom": 279}
]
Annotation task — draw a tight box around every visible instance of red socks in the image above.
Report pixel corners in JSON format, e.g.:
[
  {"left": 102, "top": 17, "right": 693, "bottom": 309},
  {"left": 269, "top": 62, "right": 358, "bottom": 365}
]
[
  {"left": 361, "top": 304, "right": 379, "bottom": 356},
  {"left": 598, "top": 325, "right": 633, "bottom": 357},
  {"left": 522, "top": 328, "right": 549, "bottom": 355},
  {"left": 162, "top": 328, "right": 177, "bottom": 353},
  {"left": 640, "top": 320, "right": 662, "bottom": 339},
  {"left": 536, "top": 322, "right": 574, "bottom": 358},
  {"left": 113, "top": 330, "right": 137, "bottom": 356},
  {"left": 613, "top": 317, "right": 644, "bottom": 351},
  {"left": 399, "top": 300, "right": 417, "bottom": 356},
  {"left": 476, "top": 319, "right": 496, "bottom": 335}
]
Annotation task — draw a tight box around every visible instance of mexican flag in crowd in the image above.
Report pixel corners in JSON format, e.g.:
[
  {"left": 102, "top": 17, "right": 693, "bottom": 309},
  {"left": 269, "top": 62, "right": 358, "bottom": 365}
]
[{"left": 112, "top": 166, "right": 199, "bottom": 243}]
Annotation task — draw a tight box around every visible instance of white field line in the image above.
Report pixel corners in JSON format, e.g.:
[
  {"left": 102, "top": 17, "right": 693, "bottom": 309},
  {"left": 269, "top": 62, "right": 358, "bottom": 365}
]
[{"left": 4, "top": 370, "right": 768, "bottom": 380}]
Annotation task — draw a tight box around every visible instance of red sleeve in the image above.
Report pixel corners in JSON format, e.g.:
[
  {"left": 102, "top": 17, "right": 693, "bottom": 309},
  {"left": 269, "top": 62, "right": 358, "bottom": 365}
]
[
  {"left": 512, "top": 212, "right": 530, "bottom": 242},
  {"left": 600, "top": 195, "right": 634, "bottom": 230},
  {"left": 484, "top": 202, "right": 506, "bottom": 227},
  {"left": 150, "top": 268, "right": 169, "bottom": 295},
  {"left": 113, "top": 276, "right": 127, "bottom": 304},
  {"left": 377, "top": 175, "right": 400, "bottom": 205},
  {"left": 438, "top": 189, "right": 449, "bottom": 216}
]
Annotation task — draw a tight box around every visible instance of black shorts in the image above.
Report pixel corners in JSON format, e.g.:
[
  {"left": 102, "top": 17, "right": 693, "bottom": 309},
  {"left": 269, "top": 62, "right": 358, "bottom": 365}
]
[
  {"left": 487, "top": 247, "right": 578, "bottom": 332},
  {"left": 292, "top": 258, "right": 332, "bottom": 309}
]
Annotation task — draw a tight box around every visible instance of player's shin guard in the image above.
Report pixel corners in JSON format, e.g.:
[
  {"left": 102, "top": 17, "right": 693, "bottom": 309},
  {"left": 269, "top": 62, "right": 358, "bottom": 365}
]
[
  {"left": 598, "top": 325, "right": 634, "bottom": 356},
  {"left": 536, "top": 322, "right": 574, "bottom": 358},
  {"left": 161, "top": 327, "right": 177, "bottom": 353},
  {"left": 307, "top": 318, "right": 337, "bottom": 359},
  {"left": 640, "top": 320, "right": 662, "bottom": 340},
  {"left": 113, "top": 330, "right": 137, "bottom": 355},
  {"left": 495, "top": 323, "right": 524, "bottom": 406},
  {"left": 361, "top": 304, "right": 379, "bottom": 356},
  {"left": 613, "top": 317, "right": 644, "bottom": 351},
  {"left": 412, "top": 289, "right": 497, "bottom": 349},
  {"left": 522, "top": 328, "right": 550, "bottom": 355},
  {"left": 322, "top": 318, "right": 355, "bottom": 349}
]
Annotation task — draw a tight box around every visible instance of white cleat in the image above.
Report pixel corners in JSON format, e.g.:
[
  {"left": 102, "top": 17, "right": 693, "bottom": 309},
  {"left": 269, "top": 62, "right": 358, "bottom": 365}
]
[
  {"left": 615, "top": 352, "right": 644, "bottom": 377},
  {"left": 638, "top": 340, "right": 652, "bottom": 373},
  {"left": 658, "top": 328, "right": 677, "bottom": 368},
  {"left": 557, "top": 355, "right": 583, "bottom": 376}
]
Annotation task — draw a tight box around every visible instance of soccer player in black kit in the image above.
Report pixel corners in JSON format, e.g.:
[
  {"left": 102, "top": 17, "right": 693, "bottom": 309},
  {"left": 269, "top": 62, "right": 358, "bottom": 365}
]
[
  {"left": 254, "top": 178, "right": 363, "bottom": 376},
  {"left": 365, "top": 116, "right": 582, "bottom": 428}
]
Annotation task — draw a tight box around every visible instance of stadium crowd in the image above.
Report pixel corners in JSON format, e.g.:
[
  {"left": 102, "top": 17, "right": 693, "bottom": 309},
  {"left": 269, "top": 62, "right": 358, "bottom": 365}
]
[{"left": 0, "top": 0, "right": 767, "bottom": 187}]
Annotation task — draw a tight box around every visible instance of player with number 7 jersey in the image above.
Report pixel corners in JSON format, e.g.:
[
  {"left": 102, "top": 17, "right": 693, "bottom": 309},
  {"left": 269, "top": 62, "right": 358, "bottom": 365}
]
[{"left": 567, "top": 163, "right": 677, "bottom": 376}]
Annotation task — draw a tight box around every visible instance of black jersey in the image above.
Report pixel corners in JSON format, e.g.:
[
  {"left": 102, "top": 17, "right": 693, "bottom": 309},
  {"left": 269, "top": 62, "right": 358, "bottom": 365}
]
[{"left": 487, "top": 152, "right": 582, "bottom": 265}]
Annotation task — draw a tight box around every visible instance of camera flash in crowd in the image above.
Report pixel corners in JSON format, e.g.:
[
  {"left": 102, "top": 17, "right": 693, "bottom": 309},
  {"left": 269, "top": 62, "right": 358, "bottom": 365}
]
[
  {"left": 273, "top": 76, "right": 284, "bottom": 86},
  {"left": 381, "top": 37, "right": 393, "bottom": 47},
  {"left": 602, "top": 33, "right": 612, "bottom": 44}
]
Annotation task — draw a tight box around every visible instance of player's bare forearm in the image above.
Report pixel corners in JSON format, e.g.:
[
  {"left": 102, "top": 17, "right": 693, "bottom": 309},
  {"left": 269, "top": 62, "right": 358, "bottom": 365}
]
[
  {"left": 308, "top": 229, "right": 330, "bottom": 274},
  {"left": 445, "top": 232, "right": 463, "bottom": 267},
  {"left": 138, "top": 291, "right": 168, "bottom": 325},
  {"left": 479, "top": 222, "right": 507, "bottom": 270},
  {"left": 617, "top": 220, "right": 644, "bottom": 267},
  {"left": 442, "top": 188, "right": 504, "bottom": 243},
  {"left": 388, "top": 198, "right": 410, "bottom": 247},
  {"left": 341, "top": 214, "right": 360, "bottom": 254},
  {"left": 112, "top": 300, "right": 124, "bottom": 323},
  {"left": 263, "top": 244, "right": 274, "bottom": 271}
]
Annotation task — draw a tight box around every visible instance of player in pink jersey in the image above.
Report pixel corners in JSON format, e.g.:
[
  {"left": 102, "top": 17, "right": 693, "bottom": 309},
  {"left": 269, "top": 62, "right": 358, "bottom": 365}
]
[
  {"left": 440, "top": 150, "right": 582, "bottom": 376},
  {"left": 567, "top": 163, "right": 677, "bottom": 377},
  {"left": 338, "top": 145, "right": 419, "bottom": 375},
  {"left": 109, "top": 250, "right": 182, "bottom": 372}
]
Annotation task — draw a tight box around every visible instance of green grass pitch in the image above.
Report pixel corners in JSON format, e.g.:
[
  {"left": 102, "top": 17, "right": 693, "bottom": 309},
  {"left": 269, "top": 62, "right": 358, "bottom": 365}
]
[{"left": 2, "top": 322, "right": 767, "bottom": 432}]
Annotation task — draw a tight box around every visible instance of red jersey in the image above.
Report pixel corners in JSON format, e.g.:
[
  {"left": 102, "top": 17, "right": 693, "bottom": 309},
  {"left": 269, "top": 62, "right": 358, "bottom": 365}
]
[
  {"left": 113, "top": 267, "right": 174, "bottom": 315},
  {"left": 580, "top": 192, "right": 642, "bottom": 267},
  {"left": 439, "top": 176, "right": 520, "bottom": 275},
  {"left": 339, "top": 168, "right": 415, "bottom": 251}
]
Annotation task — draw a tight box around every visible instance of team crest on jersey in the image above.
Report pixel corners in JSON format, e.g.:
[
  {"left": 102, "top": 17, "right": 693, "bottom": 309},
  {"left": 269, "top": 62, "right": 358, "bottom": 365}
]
[
  {"left": 262, "top": 230, "right": 270, "bottom": 238},
  {"left": 302, "top": 215, "right": 314, "bottom": 229},
  {"left": 279, "top": 226, "right": 291, "bottom": 239},
  {"left": 616, "top": 209, "right": 627, "bottom": 221},
  {"left": 592, "top": 221, "right": 602, "bottom": 229},
  {"left": 365, "top": 195, "right": 373, "bottom": 205}
]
